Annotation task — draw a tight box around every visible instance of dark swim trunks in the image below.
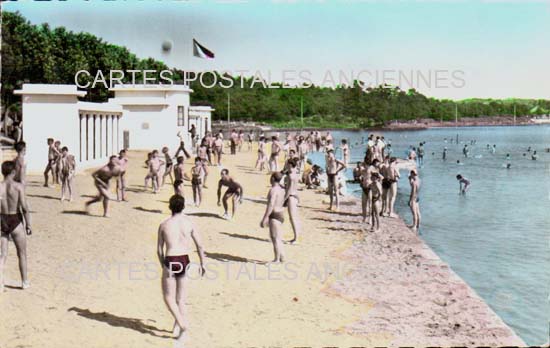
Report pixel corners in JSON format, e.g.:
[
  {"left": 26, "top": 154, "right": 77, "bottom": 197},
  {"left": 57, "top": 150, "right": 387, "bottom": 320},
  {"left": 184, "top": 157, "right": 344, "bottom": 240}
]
[
  {"left": 1, "top": 213, "right": 23, "bottom": 236},
  {"left": 269, "top": 211, "right": 285, "bottom": 223},
  {"left": 164, "top": 255, "right": 191, "bottom": 278}
]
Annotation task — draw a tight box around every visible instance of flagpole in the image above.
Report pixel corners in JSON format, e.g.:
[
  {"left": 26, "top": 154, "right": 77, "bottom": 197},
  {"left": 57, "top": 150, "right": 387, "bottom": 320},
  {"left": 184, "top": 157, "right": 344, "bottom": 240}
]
[
  {"left": 227, "top": 92, "right": 231, "bottom": 124},
  {"left": 300, "top": 96, "right": 304, "bottom": 127}
]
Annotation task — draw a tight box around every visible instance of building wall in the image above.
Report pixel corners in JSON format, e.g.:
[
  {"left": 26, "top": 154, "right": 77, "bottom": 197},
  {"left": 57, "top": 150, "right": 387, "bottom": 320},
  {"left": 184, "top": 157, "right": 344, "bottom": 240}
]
[{"left": 21, "top": 95, "right": 80, "bottom": 174}]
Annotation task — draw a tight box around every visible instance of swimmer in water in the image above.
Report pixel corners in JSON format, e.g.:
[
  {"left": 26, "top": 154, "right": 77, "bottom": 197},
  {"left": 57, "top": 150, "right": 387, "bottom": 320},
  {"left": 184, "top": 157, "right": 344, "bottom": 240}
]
[{"left": 456, "top": 174, "right": 470, "bottom": 195}]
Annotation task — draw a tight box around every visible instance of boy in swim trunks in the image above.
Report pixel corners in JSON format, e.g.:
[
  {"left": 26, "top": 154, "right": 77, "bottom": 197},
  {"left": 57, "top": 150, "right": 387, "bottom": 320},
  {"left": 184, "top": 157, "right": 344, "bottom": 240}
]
[
  {"left": 173, "top": 179, "right": 185, "bottom": 198},
  {"left": 59, "top": 146, "right": 76, "bottom": 202},
  {"left": 161, "top": 147, "right": 174, "bottom": 186},
  {"left": 43, "top": 138, "right": 60, "bottom": 187},
  {"left": 190, "top": 157, "right": 205, "bottom": 207},
  {"left": 261, "top": 172, "right": 286, "bottom": 263},
  {"left": 116, "top": 149, "right": 129, "bottom": 202},
  {"left": 368, "top": 172, "right": 383, "bottom": 232},
  {"left": 217, "top": 169, "right": 243, "bottom": 220},
  {"left": 284, "top": 158, "right": 301, "bottom": 244},
  {"left": 325, "top": 149, "right": 346, "bottom": 211},
  {"left": 0, "top": 160, "right": 33, "bottom": 291},
  {"left": 85, "top": 156, "right": 121, "bottom": 217},
  {"left": 157, "top": 194, "right": 205, "bottom": 340},
  {"left": 145, "top": 150, "right": 164, "bottom": 194}
]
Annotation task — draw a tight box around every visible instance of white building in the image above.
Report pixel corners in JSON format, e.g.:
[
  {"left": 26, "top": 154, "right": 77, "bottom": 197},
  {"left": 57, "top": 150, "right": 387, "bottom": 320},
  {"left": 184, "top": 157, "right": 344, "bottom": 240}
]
[{"left": 14, "top": 84, "right": 213, "bottom": 173}]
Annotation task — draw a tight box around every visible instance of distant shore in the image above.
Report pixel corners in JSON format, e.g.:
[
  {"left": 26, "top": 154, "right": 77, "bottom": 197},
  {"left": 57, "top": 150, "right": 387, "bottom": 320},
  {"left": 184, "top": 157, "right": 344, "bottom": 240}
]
[{"left": 213, "top": 115, "right": 548, "bottom": 134}]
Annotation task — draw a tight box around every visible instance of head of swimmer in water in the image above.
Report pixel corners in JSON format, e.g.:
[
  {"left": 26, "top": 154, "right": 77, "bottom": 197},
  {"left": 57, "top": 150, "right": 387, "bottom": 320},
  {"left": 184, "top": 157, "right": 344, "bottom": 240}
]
[{"left": 169, "top": 194, "right": 185, "bottom": 215}]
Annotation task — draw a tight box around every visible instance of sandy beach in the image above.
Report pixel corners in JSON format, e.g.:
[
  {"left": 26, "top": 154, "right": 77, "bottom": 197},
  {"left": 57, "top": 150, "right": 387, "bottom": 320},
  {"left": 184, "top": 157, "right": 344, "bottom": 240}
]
[{"left": 0, "top": 148, "right": 525, "bottom": 347}]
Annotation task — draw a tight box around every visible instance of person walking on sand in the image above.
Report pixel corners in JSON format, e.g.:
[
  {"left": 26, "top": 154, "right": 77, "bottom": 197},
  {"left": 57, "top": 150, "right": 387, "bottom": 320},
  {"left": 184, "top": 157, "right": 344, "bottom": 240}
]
[
  {"left": 261, "top": 172, "right": 286, "bottom": 263},
  {"left": 213, "top": 134, "right": 224, "bottom": 166},
  {"left": 43, "top": 138, "right": 60, "bottom": 187},
  {"left": 0, "top": 160, "right": 33, "bottom": 292},
  {"left": 157, "top": 194, "right": 205, "bottom": 341},
  {"left": 456, "top": 174, "right": 470, "bottom": 194},
  {"left": 116, "top": 149, "right": 129, "bottom": 202},
  {"left": 85, "top": 156, "right": 121, "bottom": 217},
  {"left": 59, "top": 146, "right": 76, "bottom": 202},
  {"left": 284, "top": 158, "right": 302, "bottom": 244},
  {"left": 217, "top": 169, "right": 243, "bottom": 220},
  {"left": 408, "top": 169, "right": 421, "bottom": 232}
]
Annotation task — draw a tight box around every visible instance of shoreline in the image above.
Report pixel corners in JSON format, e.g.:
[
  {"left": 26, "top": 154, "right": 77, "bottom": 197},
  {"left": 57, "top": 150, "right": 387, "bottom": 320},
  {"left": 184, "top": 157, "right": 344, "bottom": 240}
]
[{"left": 0, "top": 148, "right": 525, "bottom": 347}]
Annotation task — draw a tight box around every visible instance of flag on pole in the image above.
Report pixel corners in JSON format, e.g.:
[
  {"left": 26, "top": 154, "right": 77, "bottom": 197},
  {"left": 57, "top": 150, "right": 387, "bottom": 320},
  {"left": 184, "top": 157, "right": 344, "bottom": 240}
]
[{"left": 193, "top": 39, "right": 215, "bottom": 59}]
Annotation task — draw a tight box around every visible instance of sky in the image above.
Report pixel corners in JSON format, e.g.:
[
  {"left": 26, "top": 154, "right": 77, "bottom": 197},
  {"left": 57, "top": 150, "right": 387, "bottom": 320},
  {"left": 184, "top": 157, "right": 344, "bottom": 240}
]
[{"left": 3, "top": 0, "right": 550, "bottom": 100}]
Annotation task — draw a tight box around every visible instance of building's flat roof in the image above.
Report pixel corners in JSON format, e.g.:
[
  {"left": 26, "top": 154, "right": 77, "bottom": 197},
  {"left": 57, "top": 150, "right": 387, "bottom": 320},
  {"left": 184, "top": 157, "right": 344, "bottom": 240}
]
[
  {"left": 110, "top": 84, "right": 193, "bottom": 93},
  {"left": 108, "top": 97, "right": 170, "bottom": 106},
  {"left": 77, "top": 102, "right": 124, "bottom": 113},
  {"left": 189, "top": 105, "right": 215, "bottom": 111},
  {"left": 14, "top": 84, "right": 87, "bottom": 97}
]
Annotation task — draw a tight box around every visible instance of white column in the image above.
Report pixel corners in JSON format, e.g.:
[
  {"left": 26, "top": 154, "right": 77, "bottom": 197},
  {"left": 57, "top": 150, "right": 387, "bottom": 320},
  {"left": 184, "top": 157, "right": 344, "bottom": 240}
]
[
  {"left": 99, "top": 115, "right": 103, "bottom": 159},
  {"left": 79, "top": 114, "right": 83, "bottom": 162},
  {"left": 93, "top": 114, "right": 97, "bottom": 159},
  {"left": 111, "top": 115, "right": 115, "bottom": 156},
  {"left": 85, "top": 114, "right": 90, "bottom": 161}
]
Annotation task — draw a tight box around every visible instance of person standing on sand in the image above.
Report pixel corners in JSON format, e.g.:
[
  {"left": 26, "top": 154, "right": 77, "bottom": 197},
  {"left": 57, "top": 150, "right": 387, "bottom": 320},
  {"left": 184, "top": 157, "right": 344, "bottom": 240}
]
[
  {"left": 340, "top": 139, "right": 350, "bottom": 167},
  {"left": 284, "top": 158, "right": 301, "bottom": 244},
  {"left": 213, "top": 134, "right": 224, "bottom": 166},
  {"left": 269, "top": 136, "right": 282, "bottom": 172},
  {"left": 385, "top": 157, "right": 400, "bottom": 218},
  {"left": 0, "top": 161, "right": 33, "bottom": 292},
  {"left": 14, "top": 141, "right": 27, "bottom": 185},
  {"left": 408, "top": 169, "right": 421, "bottom": 233},
  {"left": 368, "top": 172, "right": 383, "bottom": 232},
  {"left": 59, "top": 146, "right": 76, "bottom": 202},
  {"left": 326, "top": 149, "right": 346, "bottom": 211},
  {"left": 261, "top": 172, "right": 286, "bottom": 263},
  {"left": 85, "top": 156, "right": 121, "bottom": 217},
  {"left": 217, "top": 169, "right": 243, "bottom": 220},
  {"left": 157, "top": 194, "right": 205, "bottom": 341},
  {"left": 255, "top": 137, "right": 268, "bottom": 172},
  {"left": 43, "top": 138, "right": 60, "bottom": 187}
]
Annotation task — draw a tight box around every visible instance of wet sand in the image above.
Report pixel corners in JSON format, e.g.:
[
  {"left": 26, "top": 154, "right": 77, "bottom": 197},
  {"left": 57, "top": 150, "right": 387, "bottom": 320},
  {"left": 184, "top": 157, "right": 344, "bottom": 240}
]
[{"left": 0, "top": 148, "right": 524, "bottom": 347}]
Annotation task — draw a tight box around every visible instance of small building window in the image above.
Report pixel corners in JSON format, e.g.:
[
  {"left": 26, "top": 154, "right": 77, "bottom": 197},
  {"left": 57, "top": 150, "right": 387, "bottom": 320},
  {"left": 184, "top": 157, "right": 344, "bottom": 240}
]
[{"left": 177, "top": 106, "right": 185, "bottom": 126}]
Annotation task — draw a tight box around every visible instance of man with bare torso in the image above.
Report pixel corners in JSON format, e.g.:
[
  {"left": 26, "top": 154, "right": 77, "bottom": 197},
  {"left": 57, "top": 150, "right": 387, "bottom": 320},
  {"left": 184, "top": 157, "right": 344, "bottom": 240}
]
[
  {"left": 14, "top": 142, "right": 27, "bottom": 185},
  {"left": 261, "top": 172, "right": 286, "bottom": 263},
  {"left": 0, "top": 160, "right": 33, "bottom": 291},
  {"left": 409, "top": 169, "right": 421, "bottom": 232},
  {"left": 217, "top": 169, "right": 243, "bottom": 220},
  {"left": 157, "top": 194, "right": 205, "bottom": 340},
  {"left": 269, "top": 136, "right": 281, "bottom": 172},
  {"left": 43, "top": 138, "right": 60, "bottom": 187},
  {"left": 85, "top": 156, "right": 121, "bottom": 217}
]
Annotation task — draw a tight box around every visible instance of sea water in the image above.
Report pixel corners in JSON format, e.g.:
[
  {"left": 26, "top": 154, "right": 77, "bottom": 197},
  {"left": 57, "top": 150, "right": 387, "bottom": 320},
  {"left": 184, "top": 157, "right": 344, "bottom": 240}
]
[{"left": 309, "top": 125, "right": 550, "bottom": 345}]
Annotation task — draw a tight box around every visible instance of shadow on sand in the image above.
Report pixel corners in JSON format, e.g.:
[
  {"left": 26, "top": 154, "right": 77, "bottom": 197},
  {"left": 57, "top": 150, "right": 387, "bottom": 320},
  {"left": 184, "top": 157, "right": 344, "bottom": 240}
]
[
  {"left": 205, "top": 251, "right": 263, "bottom": 264},
  {"left": 220, "top": 232, "right": 269, "bottom": 243},
  {"left": 27, "top": 194, "right": 60, "bottom": 201},
  {"left": 67, "top": 307, "right": 172, "bottom": 338},
  {"left": 187, "top": 212, "right": 224, "bottom": 220},
  {"left": 133, "top": 207, "right": 163, "bottom": 214},
  {"left": 62, "top": 210, "right": 90, "bottom": 216}
]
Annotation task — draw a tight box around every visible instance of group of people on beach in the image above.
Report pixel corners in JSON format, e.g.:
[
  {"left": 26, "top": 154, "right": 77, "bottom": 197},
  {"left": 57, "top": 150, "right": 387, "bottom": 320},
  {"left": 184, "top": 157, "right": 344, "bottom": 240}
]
[{"left": 1, "top": 126, "right": 425, "bottom": 344}]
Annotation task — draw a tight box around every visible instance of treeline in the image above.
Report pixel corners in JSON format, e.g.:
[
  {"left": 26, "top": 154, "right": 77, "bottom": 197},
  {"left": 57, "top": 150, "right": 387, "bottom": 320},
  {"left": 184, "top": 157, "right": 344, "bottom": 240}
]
[{"left": 3, "top": 11, "right": 550, "bottom": 127}]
